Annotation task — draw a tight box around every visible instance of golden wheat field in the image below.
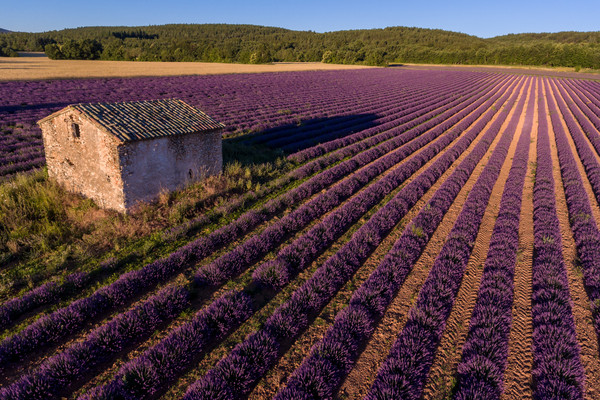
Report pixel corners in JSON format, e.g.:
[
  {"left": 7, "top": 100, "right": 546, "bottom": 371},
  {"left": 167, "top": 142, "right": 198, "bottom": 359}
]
[{"left": 0, "top": 54, "right": 373, "bottom": 81}]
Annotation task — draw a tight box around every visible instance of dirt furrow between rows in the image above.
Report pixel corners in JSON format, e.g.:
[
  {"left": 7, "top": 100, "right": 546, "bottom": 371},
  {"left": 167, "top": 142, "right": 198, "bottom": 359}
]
[
  {"left": 141, "top": 77, "right": 512, "bottom": 399},
  {"left": 553, "top": 79, "right": 600, "bottom": 212},
  {"left": 4, "top": 76, "right": 499, "bottom": 388},
  {"left": 501, "top": 77, "right": 538, "bottom": 400},
  {"left": 422, "top": 77, "right": 534, "bottom": 400},
  {"left": 545, "top": 79, "right": 600, "bottom": 400},
  {"left": 337, "top": 76, "right": 527, "bottom": 400},
  {"left": 243, "top": 76, "right": 523, "bottom": 400}
]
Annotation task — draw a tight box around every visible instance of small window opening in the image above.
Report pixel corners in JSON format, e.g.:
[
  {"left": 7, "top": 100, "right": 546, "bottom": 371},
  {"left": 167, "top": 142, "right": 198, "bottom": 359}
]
[
  {"left": 188, "top": 169, "right": 193, "bottom": 179},
  {"left": 71, "top": 123, "right": 80, "bottom": 139}
]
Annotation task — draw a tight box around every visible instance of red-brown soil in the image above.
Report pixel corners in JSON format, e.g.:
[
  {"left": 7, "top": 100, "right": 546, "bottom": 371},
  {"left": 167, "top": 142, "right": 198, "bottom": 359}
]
[
  {"left": 545, "top": 80, "right": 600, "bottom": 400},
  {"left": 501, "top": 78, "right": 538, "bottom": 400},
  {"left": 422, "top": 77, "right": 535, "bottom": 400},
  {"left": 338, "top": 77, "right": 527, "bottom": 399}
]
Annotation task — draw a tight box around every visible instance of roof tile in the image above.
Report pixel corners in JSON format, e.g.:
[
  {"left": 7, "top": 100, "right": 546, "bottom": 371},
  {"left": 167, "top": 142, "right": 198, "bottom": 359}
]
[{"left": 39, "top": 99, "right": 225, "bottom": 142}]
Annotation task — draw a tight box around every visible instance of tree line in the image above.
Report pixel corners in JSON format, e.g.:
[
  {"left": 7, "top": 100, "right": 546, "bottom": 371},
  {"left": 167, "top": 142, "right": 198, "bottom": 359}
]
[{"left": 1, "top": 24, "right": 599, "bottom": 69}]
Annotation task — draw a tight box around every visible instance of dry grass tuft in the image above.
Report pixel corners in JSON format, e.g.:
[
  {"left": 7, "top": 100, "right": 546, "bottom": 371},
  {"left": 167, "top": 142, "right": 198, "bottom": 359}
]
[{"left": 0, "top": 142, "right": 285, "bottom": 275}]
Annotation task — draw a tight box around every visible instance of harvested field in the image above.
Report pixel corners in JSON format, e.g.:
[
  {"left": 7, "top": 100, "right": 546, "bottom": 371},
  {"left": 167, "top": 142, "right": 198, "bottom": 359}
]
[
  {"left": 2, "top": 68, "right": 600, "bottom": 400},
  {"left": 0, "top": 55, "right": 372, "bottom": 81}
]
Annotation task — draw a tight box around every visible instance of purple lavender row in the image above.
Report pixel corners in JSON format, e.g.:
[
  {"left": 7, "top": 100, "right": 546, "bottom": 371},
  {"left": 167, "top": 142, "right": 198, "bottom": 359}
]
[
  {"left": 0, "top": 156, "right": 45, "bottom": 177},
  {"left": 0, "top": 101, "right": 375, "bottom": 326},
  {"left": 0, "top": 73, "right": 491, "bottom": 367},
  {"left": 555, "top": 78, "right": 600, "bottom": 162},
  {"left": 273, "top": 76, "right": 526, "bottom": 400},
  {"left": 563, "top": 79, "right": 600, "bottom": 129},
  {"left": 0, "top": 136, "right": 41, "bottom": 148},
  {"left": 79, "top": 290, "right": 253, "bottom": 400},
  {"left": 290, "top": 75, "right": 505, "bottom": 163},
  {"left": 249, "top": 82, "right": 440, "bottom": 143},
  {"left": 288, "top": 74, "right": 507, "bottom": 179},
  {"left": 82, "top": 77, "right": 520, "bottom": 400},
  {"left": 573, "top": 79, "right": 600, "bottom": 108},
  {"left": 277, "top": 73, "right": 499, "bottom": 157},
  {"left": 566, "top": 81, "right": 600, "bottom": 130},
  {"left": 528, "top": 80, "right": 584, "bottom": 399},
  {"left": 256, "top": 74, "right": 488, "bottom": 150},
  {"left": 453, "top": 79, "right": 535, "bottom": 399},
  {"left": 549, "top": 79, "right": 600, "bottom": 335},
  {"left": 248, "top": 72, "right": 483, "bottom": 143},
  {"left": 246, "top": 83, "right": 428, "bottom": 145},
  {"left": 0, "top": 145, "right": 43, "bottom": 163},
  {"left": 364, "top": 77, "right": 531, "bottom": 400},
  {"left": 194, "top": 75, "right": 512, "bottom": 288},
  {"left": 0, "top": 71, "right": 470, "bottom": 167},
  {"left": 0, "top": 285, "right": 189, "bottom": 400},
  {"left": 215, "top": 72, "right": 424, "bottom": 134},
  {"left": 0, "top": 271, "right": 91, "bottom": 331},
  {"left": 0, "top": 75, "right": 492, "bottom": 338},
  {"left": 558, "top": 80, "right": 600, "bottom": 170},
  {"left": 1, "top": 86, "right": 433, "bottom": 359},
  {"left": 0, "top": 71, "right": 387, "bottom": 122},
  {"left": 181, "top": 78, "right": 527, "bottom": 400},
  {"left": 279, "top": 76, "right": 494, "bottom": 153},
  {"left": 252, "top": 76, "right": 519, "bottom": 292},
  {"left": 225, "top": 72, "right": 485, "bottom": 137},
  {"left": 0, "top": 98, "right": 385, "bottom": 324},
  {"left": 0, "top": 148, "right": 43, "bottom": 165}
]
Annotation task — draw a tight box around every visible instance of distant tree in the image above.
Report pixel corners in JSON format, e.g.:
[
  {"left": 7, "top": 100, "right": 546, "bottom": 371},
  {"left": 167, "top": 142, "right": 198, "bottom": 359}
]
[
  {"left": 60, "top": 40, "right": 81, "bottom": 59},
  {"left": 59, "top": 39, "right": 102, "bottom": 60},
  {"left": 79, "top": 39, "right": 103, "bottom": 59},
  {"left": 100, "top": 38, "right": 125, "bottom": 60},
  {"left": 365, "top": 49, "right": 386, "bottom": 66},
  {"left": 249, "top": 43, "right": 271, "bottom": 64},
  {"left": 35, "top": 37, "right": 56, "bottom": 51},
  {"left": 321, "top": 50, "right": 334, "bottom": 63},
  {"left": 44, "top": 43, "right": 63, "bottom": 59},
  {"left": 111, "top": 30, "right": 158, "bottom": 40},
  {"left": 2, "top": 24, "right": 600, "bottom": 68},
  {"left": 0, "top": 46, "right": 15, "bottom": 57}
]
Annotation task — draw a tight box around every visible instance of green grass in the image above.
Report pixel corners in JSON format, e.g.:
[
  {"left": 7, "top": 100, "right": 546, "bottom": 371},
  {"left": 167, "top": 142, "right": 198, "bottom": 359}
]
[{"left": 0, "top": 142, "right": 291, "bottom": 299}]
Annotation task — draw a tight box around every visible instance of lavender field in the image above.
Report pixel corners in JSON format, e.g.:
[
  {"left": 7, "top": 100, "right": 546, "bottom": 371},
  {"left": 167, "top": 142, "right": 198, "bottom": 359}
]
[{"left": 2, "top": 68, "right": 600, "bottom": 399}]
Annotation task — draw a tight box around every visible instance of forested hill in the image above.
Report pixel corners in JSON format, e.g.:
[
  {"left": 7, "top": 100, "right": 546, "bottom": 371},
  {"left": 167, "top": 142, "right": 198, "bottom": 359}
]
[{"left": 1, "top": 24, "right": 599, "bottom": 69}]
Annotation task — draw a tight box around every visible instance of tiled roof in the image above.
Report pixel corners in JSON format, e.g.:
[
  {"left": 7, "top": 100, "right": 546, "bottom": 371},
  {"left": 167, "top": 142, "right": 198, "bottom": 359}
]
[{"left": 39, "top": 99, "right": 225, "bottom": 142}]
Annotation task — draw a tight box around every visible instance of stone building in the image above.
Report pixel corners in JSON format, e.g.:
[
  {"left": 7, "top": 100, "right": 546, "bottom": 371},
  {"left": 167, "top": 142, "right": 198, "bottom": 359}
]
[{"left": 38, "top": 99, "right": 225, "bottom": 213}]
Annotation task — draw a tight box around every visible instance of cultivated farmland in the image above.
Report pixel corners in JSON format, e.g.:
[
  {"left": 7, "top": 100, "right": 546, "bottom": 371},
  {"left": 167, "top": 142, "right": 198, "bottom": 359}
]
[{"left": 1, "top": 68, "right": 600, "bottom": 399}]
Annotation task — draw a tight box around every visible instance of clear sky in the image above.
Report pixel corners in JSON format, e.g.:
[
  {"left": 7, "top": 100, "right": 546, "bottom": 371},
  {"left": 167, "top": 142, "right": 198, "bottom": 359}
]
[{"left": 2, "top": 0, "right": 598, "bottom": 38}]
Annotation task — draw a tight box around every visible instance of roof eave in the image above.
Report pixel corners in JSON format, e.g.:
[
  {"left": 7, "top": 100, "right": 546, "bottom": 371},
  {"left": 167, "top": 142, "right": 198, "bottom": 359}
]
[
  {"left": 36, "top": 106, "right": 74, "bottom": 125},
  {"left": 117, "top": 126, "right": 225, "bottom": 144}
]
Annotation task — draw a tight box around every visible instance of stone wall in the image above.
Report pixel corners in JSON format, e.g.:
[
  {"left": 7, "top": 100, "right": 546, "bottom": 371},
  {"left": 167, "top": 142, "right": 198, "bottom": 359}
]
[
  {"left": 40, "top": 109, "right": 223, "bottom": 213},
  {"left": 119, "top": 130, "right": 222, "bottom": 210},
  {"left": 39, "top": 110, "right": 126, "bottom": 212}
]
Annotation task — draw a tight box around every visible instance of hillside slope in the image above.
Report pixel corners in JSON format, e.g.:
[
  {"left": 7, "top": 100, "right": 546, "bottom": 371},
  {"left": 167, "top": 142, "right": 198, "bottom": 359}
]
[{"left": 1, "top": 24, "right": 599, "bottom": 68}]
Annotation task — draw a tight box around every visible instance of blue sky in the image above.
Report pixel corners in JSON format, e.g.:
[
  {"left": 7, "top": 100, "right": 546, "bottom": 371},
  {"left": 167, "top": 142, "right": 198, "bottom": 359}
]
[{"left": 2, "top": 0, "right": 598, "bottom": 38}]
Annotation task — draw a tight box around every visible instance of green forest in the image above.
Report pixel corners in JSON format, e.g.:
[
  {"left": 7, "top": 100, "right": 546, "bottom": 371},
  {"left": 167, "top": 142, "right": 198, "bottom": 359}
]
[{"left": 1, "top": 24, "right": 599, "bottom": 68}]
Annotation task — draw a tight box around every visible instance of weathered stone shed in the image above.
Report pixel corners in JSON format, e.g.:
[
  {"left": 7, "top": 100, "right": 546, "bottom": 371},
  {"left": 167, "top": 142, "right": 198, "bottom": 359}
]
[{"left": 37, "top": 99, "right": 225, "bottom": 213}]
